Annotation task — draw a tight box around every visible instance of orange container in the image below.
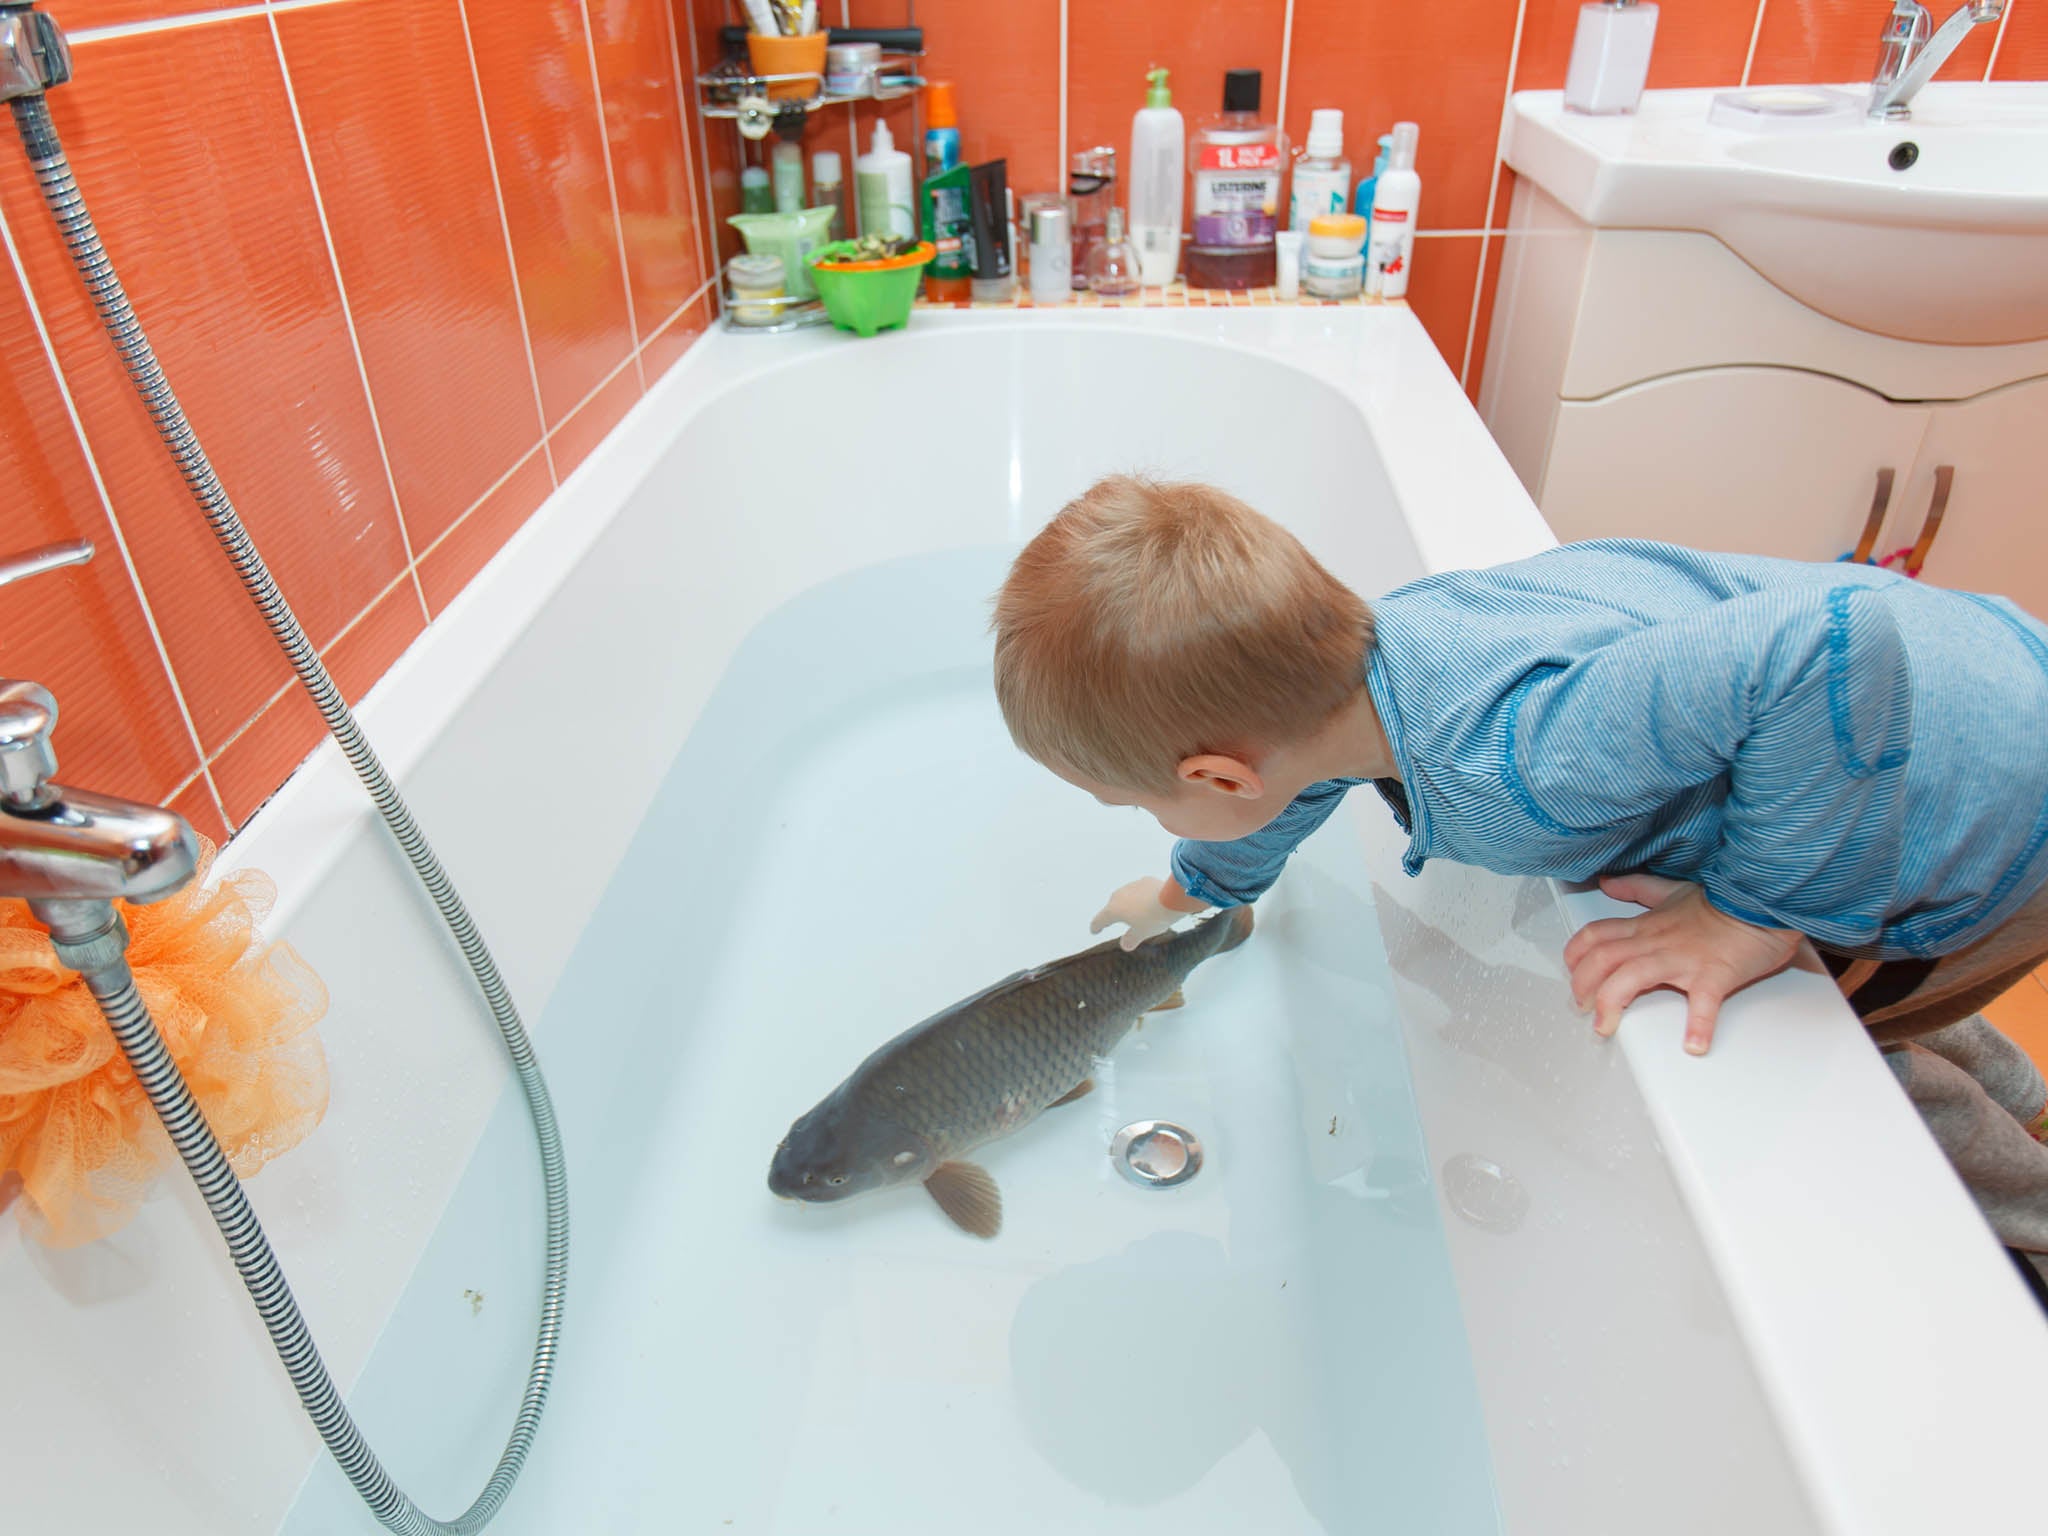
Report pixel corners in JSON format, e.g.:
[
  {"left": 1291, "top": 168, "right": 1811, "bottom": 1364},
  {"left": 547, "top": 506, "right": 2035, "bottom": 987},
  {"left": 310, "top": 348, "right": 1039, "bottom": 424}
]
[{"left": 747, "top": 32, "right": 828, "bottom": 100}]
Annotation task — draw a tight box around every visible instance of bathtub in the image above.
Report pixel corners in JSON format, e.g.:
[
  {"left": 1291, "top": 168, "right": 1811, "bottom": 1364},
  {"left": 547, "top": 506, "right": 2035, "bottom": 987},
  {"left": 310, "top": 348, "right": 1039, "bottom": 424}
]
[{"left": 7, "top": 308, "right": 2043, "bottom": 1536}]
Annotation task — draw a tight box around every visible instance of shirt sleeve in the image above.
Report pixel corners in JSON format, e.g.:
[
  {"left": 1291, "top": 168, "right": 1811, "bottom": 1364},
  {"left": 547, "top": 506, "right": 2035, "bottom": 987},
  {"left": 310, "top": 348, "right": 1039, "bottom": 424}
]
[
  {"left": 1170, "top": 779, "right": 1358, "bottom": 907},
  {"left": 1508, "top": 583, "right": 1914, "bottom": 948}
]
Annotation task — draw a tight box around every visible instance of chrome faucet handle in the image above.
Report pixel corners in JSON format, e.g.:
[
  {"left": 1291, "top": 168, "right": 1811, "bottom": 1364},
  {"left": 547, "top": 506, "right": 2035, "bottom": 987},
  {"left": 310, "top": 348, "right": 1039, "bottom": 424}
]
[
  {"left": 0, "top": 537, "right": 93, "bottom": 589},
  {"left": 1873, "top": 0, "right": 1932, "bottom": 91},
  {"left": 0, "top": 678, "right": 59, "bottom": 809}
]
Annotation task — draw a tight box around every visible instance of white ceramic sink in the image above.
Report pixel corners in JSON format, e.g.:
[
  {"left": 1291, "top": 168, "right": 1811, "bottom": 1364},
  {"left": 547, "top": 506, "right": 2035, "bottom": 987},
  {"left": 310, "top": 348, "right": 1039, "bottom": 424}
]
[{"left": 1502, "top": 84, "right": 2048, "bottom": 345}]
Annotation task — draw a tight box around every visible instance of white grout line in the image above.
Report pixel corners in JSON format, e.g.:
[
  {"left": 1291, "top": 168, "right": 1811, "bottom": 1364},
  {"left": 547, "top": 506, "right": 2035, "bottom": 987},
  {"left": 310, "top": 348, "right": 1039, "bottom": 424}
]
[
  {"left": 660, "top": 0, "right": 713, "bottom": 295},
  {"left": 576, "top": 0, "right": 645, "bottom": 359},
  {"left": 67, "top": 0, "right": 349, "bottom": 46},
  {"left": 264, "top": 6, "right": 430, "bottom": 626},
  {"left": 1741, "top": 0, "right": 1770, "bottom": 87},
  {"left": 410, "top": 440, "right": 548, "bottom": 568},
  {"left": 0, "top": 198, "right": 233, "bottom": 834},
  {"left": 1461, "top": 0, "right": 1530, "bottom": 389},
  {"left": 1058, "top": 0, "right": 1069, "bottom": 187},
  {"left": 1983, "top": 0, "right": 2014, "bottom": 79},
  {"left": 452, "top": 0, "right": 559, "bottom": 495},
  {"left": 1275, "top": 0, "right": 1296, "bottom": 137},
  {"left": 684, "top": 1, "right": 728, "bottom": 315}
]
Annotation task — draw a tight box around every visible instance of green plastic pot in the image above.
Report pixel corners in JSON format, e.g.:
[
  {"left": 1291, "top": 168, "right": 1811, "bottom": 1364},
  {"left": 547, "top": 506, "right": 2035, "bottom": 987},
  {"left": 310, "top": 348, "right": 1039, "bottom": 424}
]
[{"left": 807, "top": 241, "right": 936, "bottom": 337}]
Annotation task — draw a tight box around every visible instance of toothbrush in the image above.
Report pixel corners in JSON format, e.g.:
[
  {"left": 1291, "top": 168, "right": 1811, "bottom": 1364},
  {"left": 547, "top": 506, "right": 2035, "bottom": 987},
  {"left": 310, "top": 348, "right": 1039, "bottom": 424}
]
[{"left": 799, "top": 0, "right": 816, "bottom": 34}]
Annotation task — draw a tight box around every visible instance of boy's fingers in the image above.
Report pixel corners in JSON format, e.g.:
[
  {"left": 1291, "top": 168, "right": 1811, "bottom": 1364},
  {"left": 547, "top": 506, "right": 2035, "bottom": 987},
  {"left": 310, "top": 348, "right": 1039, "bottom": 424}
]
[
  {"left": 1563, "top": 914, "right": 1638, "bottom": 971},
  {"left": 1119, "top": 929, "right": 1144, "bottom": 953},
  {"left": 1592, "top": 955, "right": 1673, "bottom": 1037},
  {"left": 1568, "top": 929, "right": 1641, "bottom": 1010},
  {"left": 1684, "top": 986, "right": 1725, "bottom": 1056}
]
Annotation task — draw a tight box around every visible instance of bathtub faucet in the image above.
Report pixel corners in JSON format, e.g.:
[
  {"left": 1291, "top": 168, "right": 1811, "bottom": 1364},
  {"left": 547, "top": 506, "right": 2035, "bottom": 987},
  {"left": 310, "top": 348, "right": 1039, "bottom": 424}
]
[
  {"left": 0, "top": 540, "right": 199, "bottom": 946},
  {"left": 1869, "top": 0, "right": 2004, "bottom": 120}
]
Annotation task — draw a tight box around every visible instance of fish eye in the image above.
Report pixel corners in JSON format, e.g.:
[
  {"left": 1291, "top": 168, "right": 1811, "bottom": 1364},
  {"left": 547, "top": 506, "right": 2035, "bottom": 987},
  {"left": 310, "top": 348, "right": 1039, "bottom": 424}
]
[{"left": 828, "top": 1175, "right": 847, "bottom": 1186}]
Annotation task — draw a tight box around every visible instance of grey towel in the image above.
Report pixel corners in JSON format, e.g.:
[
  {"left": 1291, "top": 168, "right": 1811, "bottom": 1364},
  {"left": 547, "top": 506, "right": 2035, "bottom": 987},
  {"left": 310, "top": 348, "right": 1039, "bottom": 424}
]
[{"left": 1885, "top": 1023, "right": 2048, "bottom": 1265}]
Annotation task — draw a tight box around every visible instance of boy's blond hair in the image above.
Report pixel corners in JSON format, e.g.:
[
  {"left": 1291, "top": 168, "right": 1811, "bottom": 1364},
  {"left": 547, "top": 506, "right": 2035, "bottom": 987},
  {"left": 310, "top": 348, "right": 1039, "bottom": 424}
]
[{"left": 993, "top": 475, "right": 1375, "bottom": 793}]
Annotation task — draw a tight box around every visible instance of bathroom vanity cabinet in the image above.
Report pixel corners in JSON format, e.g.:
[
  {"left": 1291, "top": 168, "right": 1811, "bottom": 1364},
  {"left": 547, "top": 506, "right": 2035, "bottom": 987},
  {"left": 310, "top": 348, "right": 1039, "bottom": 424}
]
[{"left": 1481, "top": 181, "right": 2048, "bottom": 620}]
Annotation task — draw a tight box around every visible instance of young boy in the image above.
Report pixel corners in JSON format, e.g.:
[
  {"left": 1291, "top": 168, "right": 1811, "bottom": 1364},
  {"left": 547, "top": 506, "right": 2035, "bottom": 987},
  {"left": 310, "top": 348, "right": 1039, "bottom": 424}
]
[{"left": 993, "top": 476, "right": 2048, "bottom": 1253}]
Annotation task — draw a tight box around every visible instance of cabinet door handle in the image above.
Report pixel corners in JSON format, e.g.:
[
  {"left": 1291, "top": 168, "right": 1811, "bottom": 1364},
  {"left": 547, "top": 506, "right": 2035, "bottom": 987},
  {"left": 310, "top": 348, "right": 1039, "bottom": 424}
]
[
  {"left": 1853, "top": 468, "right": 1896, "bottom": 564},
  {"left": 1904, "top": 466, "right": 1953, "bottom": 577}
]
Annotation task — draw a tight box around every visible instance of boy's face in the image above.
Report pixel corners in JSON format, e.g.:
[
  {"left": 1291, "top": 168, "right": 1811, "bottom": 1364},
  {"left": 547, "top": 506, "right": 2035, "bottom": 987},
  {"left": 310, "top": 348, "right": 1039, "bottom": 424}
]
[{"left": 1054, "top": 757, "right": 1285, "bottom": 844}]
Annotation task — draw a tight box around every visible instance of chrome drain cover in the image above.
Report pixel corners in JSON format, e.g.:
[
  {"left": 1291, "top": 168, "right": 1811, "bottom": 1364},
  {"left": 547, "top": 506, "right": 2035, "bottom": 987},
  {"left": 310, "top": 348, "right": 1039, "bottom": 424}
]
[{"left": 1111, "top": 1120, "right": 1203, "bottom": 1188}]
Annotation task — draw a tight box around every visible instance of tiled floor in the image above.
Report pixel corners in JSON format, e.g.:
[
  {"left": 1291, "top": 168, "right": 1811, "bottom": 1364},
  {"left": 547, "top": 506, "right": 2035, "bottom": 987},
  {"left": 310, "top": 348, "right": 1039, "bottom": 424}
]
[{"left": 1986, "top": 967, "right": 2048, "bottom": 1078}]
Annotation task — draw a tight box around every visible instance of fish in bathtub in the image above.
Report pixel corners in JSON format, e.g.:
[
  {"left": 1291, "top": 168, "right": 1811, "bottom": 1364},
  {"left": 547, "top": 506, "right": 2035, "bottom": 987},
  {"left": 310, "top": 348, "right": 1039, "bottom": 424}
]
[{"left": 768, "top": 906, "right": 1253, "bottom": 1237}]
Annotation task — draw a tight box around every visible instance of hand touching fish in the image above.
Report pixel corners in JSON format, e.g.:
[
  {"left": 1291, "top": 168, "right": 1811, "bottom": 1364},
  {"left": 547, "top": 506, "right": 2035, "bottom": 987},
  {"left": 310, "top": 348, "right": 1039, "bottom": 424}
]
[{"left": 768, "top": 906, "right": 1253, "bottom": 1237}]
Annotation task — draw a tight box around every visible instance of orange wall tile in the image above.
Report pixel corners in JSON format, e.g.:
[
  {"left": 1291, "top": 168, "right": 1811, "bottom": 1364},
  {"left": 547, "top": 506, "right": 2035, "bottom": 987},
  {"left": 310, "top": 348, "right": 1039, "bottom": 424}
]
[
  {"left": 275, "top": 0, "right": 545, "bottom": 551},
  {"left": 1993, "top": 0, "right": 2048, "bottom": 78},
  {"left": 1, "top": 0, "right": 704, "bottom": 843},
  {"left": 1288, "top": 0, "right": 1519, "bottom": 231},
  {"left": 1518, "top": 0, "right": 1762, "bottom": 91},
  {"left": 467, "top": 0, "right": 638, "bottom": 428}
]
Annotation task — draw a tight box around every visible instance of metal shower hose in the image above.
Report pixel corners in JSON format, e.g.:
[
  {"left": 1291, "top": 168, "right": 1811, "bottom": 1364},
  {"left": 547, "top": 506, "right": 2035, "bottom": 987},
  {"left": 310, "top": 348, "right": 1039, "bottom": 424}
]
[{"left": 10, "top": 93, "right": 568, "bottom": 1536}]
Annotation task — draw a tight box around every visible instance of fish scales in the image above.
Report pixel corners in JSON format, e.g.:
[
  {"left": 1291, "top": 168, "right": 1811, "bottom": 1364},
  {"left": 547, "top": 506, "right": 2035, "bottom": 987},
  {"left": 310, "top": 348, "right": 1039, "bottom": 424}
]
[{"left": 768, "top": 907, "right": 1252, "bottom": 1236}]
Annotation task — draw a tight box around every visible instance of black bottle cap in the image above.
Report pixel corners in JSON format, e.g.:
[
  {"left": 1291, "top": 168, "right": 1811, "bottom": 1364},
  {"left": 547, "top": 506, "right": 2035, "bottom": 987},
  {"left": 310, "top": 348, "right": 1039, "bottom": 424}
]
[{"left": 1222, "top": 68, "right": 1261, "bottom": 113}]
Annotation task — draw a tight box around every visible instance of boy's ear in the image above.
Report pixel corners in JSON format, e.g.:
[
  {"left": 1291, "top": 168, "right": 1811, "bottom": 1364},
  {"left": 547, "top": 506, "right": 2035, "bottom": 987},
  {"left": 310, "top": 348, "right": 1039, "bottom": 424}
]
[{"left": 1177, "top": 755, "right": 1265, "bottom": 799}]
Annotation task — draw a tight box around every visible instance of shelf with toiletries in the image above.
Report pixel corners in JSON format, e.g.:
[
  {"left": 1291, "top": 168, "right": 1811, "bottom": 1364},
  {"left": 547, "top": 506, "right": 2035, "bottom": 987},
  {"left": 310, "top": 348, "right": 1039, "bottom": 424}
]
[{"left": 695, "top": 53, "right": 925, "bottom": 121}]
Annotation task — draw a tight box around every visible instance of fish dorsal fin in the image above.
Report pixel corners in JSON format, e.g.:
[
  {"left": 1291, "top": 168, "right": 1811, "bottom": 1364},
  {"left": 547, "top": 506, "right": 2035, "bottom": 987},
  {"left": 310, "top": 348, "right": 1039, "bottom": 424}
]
[
  {"left": 1148, "top": 988, "right": 1186, "bottom": 1012},
  {"left": 925, "top": 1161, "right": 1002, "bottom": 1238},
  {"left": 1048, "top": 1076, "right": 1095, "bottom": 1108}
]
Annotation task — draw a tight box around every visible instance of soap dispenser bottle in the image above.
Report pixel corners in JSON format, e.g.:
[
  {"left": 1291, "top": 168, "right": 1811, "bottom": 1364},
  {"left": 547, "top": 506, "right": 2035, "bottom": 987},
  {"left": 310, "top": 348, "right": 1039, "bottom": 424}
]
[
  {"left": 1129, "top": 66, "right": 1185, "bottom": 287},
  {"left": 1564, "top": 0, "right": 1659, "bottom": 115}
]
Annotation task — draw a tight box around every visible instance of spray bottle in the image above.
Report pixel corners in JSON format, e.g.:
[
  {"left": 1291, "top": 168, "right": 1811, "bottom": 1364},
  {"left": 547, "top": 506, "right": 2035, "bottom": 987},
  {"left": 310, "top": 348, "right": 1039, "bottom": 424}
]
[{"left": 1365, "top": 121, "right": 1419, "bottom": 300}]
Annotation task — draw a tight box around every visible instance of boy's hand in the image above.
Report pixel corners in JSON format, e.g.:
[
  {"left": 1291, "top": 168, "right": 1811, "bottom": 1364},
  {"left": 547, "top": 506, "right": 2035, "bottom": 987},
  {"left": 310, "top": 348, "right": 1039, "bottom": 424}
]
[
  {"left": 1091, "top": 876, "right": 1209, "bottom": 952},
  {"left": 1564, "top": 873, "right": 1800, "bottom": 1056}
]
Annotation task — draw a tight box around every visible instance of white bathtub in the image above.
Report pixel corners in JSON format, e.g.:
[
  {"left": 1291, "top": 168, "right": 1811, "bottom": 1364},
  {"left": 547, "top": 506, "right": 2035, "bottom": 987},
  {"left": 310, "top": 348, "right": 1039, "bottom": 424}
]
[{"left": 7, "top": 309, "right": 2043, "bottom": 1535}]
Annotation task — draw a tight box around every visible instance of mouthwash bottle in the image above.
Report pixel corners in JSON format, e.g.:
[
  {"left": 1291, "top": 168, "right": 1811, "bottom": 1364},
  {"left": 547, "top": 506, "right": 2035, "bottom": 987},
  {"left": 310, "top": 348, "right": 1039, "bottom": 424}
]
[{"left": 1185, "top": 68, "right": 1285, "bottom": 290}]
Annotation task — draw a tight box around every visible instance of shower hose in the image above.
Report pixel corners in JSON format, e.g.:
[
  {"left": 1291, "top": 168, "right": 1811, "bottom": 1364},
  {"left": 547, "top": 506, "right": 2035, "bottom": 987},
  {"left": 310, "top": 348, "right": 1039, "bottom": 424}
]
[{"left": 9, "top": 86, "right": 567, "bottom": 1536}]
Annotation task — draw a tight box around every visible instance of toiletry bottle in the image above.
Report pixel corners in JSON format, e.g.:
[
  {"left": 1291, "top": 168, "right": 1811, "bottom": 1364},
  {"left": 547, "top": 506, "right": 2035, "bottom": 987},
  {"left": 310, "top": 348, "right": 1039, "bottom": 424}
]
[
  {"left": 969, "top": 159, "right": 1016, "bottom": 303},
  {"left": 921, "top": 162, "right": 976, "bottom": 303},
  {"left": 857, "top": 118, "right": 917, "bottom": 240},
  {"left": 1087, "top": 206, "right": 1142, "bottom": 297},
  {"left": 741, "top": 164, "right": 774, "bottom": 214},
  {"left": 1353, "top": 133, "right": 1392, "bottom": 228},
  {"left": 1068, "top": 146, "right": 1116, "bottom": 289},
  {"left": 1028, "top": 203, "right": 1071, "bottom": 304},
  {"left": 1365, "top": 121, "right": 1419, "bottom": 300},
  {"left": 1129, "top": 67, "right": 1185, "bottom": 288},
  {"left": 924, "top": 81, "right": 962, "bottom": 174},
  {"left": 1288, "top": 109, "right": 1350, "bottom": 232},
  {"left": 1186, "top": 68, "right": 1285, "bottom": 291},
  {"left": 812, "top": 149, "right": 847, "bottom": 239},
  {"left": 1564, "top": 0, "right": 1659, "bottom": 115},
  {"left": 772, "top": 139, "right": 806, "bottom": 212}
]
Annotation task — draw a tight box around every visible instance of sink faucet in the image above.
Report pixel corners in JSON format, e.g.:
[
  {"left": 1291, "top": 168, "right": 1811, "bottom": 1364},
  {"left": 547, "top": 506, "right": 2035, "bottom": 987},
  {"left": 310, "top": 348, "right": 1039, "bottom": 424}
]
[
  {"left": 1869, "top": 0, "right": 2005, "bottom": 120},
  {"left": 0, "top": 539, "right": 199, "bottom": 927}
]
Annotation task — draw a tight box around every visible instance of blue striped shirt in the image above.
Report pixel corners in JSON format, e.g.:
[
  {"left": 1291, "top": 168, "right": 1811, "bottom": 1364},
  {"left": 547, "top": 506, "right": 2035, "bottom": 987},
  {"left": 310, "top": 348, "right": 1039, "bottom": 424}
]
[{"left": 1170, "top": 540, "right": 2048, "bottom": 959}]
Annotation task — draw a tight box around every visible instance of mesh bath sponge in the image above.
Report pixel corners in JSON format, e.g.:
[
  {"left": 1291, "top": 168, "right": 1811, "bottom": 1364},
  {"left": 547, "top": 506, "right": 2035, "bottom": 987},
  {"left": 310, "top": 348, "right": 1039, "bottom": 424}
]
[{"left": 0, "top": 838, "right": 328, "bottom": 1247}]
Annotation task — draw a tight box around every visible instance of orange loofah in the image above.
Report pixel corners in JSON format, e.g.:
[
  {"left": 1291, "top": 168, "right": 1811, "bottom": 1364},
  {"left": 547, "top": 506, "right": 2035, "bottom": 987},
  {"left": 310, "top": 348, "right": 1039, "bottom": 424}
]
[{"left": 0, "top": 837, "right": 328, "bottom": 1247}]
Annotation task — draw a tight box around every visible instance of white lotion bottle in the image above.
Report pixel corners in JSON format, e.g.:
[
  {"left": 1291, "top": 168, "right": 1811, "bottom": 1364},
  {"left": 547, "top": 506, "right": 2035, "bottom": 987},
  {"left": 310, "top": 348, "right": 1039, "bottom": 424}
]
[
  {"left": 1564, "top": 0, "right": 1659, "bottom": 115},
  {"left": 1365, "top": 121, "right": 1419, "bottom": 300},
  {"left": 1129, "top": 66, "right": 1185, "bottom": 287},
  {"left": 856, "top": 118, "right": 916, "bottom": 240}
]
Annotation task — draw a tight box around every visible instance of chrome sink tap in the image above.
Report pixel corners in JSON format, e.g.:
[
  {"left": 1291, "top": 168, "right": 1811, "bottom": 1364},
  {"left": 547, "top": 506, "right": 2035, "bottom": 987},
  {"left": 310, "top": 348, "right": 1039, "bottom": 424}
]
[
  {"left": 1869, "top": 0, "right": 2005, "bottom": 120},
  {"left": 0, "top": 539, "right": 199, "bottom": 924}
]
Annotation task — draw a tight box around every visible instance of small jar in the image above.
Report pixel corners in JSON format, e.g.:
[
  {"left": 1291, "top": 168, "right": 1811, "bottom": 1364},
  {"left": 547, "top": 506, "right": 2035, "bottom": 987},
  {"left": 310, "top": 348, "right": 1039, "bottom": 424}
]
[
  {"left": 1307, "top": 212, "right": 1368, "bottom": 261},
  {"left": 824, "top": 41, "right": 879, "bottom": 98},
  {"left": 1302, "top": 251, "right": 1364, "bottom": 300},
  {"left": 727, "top": 253, "right": 787, "bottom": 325}
]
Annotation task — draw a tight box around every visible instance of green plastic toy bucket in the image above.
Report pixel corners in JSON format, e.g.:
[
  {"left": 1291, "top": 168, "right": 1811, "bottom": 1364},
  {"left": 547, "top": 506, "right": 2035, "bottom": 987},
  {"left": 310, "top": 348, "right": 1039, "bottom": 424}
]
[{"left": 807, "top": 241, "right": 936, "bottom": 337}]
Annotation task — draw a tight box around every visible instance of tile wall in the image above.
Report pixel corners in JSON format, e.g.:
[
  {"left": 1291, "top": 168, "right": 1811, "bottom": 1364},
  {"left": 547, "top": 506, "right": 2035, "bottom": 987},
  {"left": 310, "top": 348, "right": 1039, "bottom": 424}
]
[
  {"left": 4, "top": 0, "right": 2042, "bottom": 843},
  {"left": 3, "top": 0, "right": 713, "bottom": 843}
]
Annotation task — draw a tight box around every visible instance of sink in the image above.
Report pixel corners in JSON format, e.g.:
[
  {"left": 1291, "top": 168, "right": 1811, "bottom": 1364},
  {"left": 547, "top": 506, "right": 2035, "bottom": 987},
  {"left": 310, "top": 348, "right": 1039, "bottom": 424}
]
[{"left": 1501, "top": 84, "right": 2048, "bottom": 346}]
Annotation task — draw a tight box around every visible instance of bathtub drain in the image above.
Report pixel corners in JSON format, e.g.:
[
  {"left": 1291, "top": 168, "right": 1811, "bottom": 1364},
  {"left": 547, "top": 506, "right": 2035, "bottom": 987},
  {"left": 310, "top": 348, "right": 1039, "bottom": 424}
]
[{"left": 1112, "top": 1121, "right": 1204, "bottom": 1187}]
